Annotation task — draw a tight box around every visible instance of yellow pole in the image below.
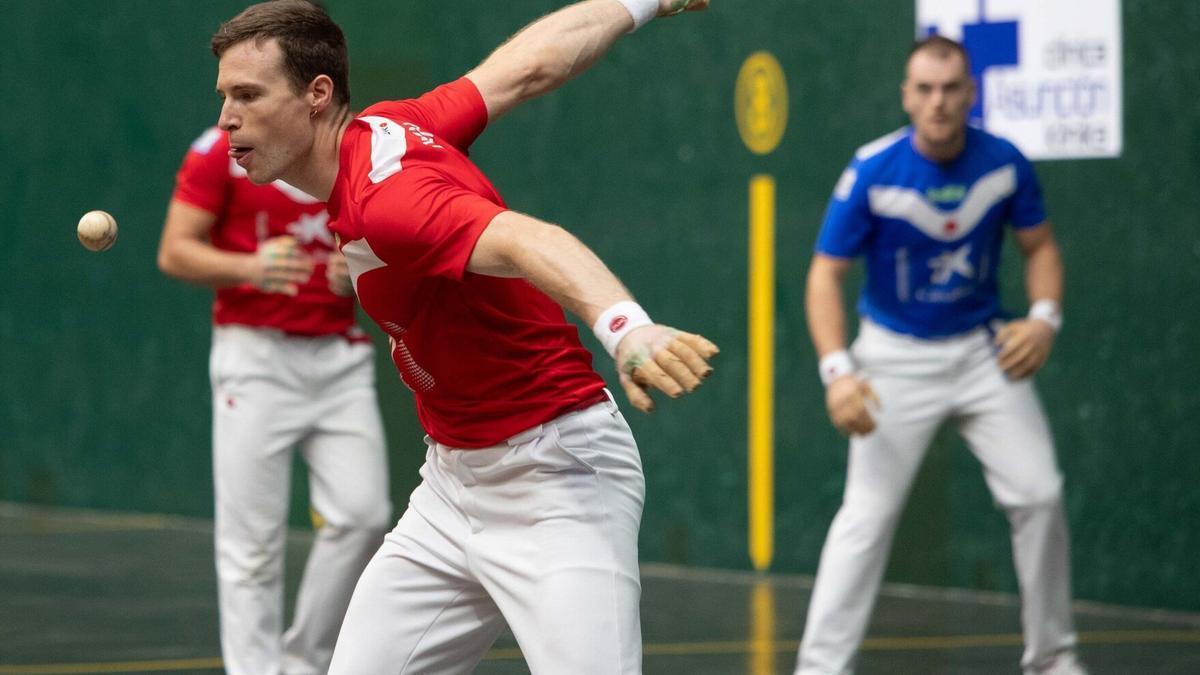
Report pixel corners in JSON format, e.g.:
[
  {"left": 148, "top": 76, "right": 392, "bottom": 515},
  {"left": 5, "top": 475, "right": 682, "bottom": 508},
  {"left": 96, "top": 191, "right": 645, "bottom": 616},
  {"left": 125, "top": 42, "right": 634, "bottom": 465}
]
[
  {"left": 748, "top": 174, "right": 776, "bottom": 572},
  {"left": 748, "top": 578, "right": 778, "bottom": 675}
]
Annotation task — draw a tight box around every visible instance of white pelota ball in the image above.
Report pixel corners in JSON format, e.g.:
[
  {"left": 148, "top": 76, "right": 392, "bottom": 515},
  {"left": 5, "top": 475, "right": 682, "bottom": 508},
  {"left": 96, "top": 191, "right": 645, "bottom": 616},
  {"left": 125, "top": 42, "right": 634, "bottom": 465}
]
[{"left": 77, "top": 210, "right": 118, "bottom": 252}]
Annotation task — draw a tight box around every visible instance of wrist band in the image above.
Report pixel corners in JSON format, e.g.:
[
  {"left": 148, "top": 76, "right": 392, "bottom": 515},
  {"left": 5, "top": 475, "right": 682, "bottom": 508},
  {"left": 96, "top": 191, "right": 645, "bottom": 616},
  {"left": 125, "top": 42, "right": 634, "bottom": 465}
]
[
  {"left": 818, "top": 350, "right": 856, "bottom": 386},
  {"left": 593, "top": 301, "right": 653, "bottom": 358},
  {"left": 615, "top": 0, "right": 658, "bottom": 31},
  {"left": 1028, "top": 299, "right": 1062, "bottom": 333}
]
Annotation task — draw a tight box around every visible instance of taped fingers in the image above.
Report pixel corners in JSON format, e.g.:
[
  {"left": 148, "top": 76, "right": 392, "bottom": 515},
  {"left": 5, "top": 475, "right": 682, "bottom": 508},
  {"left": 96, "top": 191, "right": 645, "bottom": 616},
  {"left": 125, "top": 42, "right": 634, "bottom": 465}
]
[
  {"left": 663, "top": 0, "right": 710, "bottom": 16},
  {"left": 619, "top": 371, "right": 655, "bottom": 414},
  {"left": 675, "top": 331, "right": 720, "bottom": 359},
  {"left": 657, "top": 345, "right": 703, "bottom": 392},
  {"left": 631, "top": 358, "right": 684, "bottom": 398}
]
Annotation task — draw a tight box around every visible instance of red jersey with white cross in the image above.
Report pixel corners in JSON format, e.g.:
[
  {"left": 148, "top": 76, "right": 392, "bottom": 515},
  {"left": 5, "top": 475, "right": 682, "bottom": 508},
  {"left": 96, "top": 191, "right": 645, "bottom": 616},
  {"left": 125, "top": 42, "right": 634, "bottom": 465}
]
[
  {"left": 173, "top": 128, "right": 356, "bottom": 336},
  {"left": 328, "top": 78, "right": 606, "bottom": 448}
]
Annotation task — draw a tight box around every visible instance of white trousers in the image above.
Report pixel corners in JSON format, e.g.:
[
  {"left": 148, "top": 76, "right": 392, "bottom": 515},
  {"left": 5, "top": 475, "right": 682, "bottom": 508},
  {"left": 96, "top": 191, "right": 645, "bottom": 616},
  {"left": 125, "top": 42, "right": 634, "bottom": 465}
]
[
  {"left": 797, "top": 321, "right": 1078, "bottom": 675},
  {"left": 329, "top": 393, "right": 645, "bottom": 675},
  {"left": 210, "top": 326, "right": 392, "bottom": 675}
]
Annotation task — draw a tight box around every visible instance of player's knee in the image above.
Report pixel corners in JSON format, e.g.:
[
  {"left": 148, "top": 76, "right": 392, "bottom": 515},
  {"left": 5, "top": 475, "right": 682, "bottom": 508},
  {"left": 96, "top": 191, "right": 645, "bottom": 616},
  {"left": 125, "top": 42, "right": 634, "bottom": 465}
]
[
  {"left": 1003, "top": 471, "right": 1064, "bottom": 509},
  {"left": 836, "top": 498, "right": 906, "bottom": 543},
  {"left": 216, "top": 539, "right": 284, "bottom": 583},
  {"left": 319, "top": 497, "right": 393, "bottom": 532}
]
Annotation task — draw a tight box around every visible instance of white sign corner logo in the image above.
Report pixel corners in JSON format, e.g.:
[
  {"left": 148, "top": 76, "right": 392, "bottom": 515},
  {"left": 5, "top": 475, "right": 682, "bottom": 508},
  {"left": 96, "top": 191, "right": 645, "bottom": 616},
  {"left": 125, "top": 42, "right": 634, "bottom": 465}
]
[{"left": 916, "top": 0, "right": 1122, "bottom": 161}]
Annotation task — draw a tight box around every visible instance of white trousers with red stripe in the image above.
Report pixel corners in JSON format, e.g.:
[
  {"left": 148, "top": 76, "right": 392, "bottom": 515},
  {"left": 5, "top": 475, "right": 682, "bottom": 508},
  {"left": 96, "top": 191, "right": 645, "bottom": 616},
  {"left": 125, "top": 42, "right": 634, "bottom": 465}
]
[
  {"left": 796, "top": 320, "right": 1078, "bottom": 675},
  {"left": 329, "top": 393, "right": 645, "bottom": 675},
  {"left": 210, "top": 326, "right": 392, "bottom": 675}
]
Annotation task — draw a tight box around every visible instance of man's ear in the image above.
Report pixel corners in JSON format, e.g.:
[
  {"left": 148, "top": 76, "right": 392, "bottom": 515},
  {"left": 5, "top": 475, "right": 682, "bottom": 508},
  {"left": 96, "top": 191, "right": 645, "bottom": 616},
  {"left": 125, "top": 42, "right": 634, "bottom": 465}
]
[{"left": 308, "top": 74, "right": 336, "bottom": 116}]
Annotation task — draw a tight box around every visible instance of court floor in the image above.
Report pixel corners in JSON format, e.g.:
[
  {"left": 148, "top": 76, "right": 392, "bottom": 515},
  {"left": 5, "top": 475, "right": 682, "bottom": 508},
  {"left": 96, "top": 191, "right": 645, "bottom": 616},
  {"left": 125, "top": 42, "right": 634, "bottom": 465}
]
[{"left": 2, "top": 502, "right": 1198, "bottom": 674}]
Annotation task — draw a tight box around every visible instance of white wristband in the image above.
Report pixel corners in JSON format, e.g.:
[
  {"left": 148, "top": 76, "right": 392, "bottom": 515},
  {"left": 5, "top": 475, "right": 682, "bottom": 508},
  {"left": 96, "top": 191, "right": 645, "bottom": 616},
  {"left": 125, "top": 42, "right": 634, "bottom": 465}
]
[
  {"left": 1028, "top": 299, "right": 1062, "bottom": 333},
  {"left": 593, "top": 301, "right": 653, "bottom": 358},
  {"left": 615, "top": 0, "right": 658, "bottom": 31},
  {"left": 818, "top": 350, "right": 856, "bottom": 386}
]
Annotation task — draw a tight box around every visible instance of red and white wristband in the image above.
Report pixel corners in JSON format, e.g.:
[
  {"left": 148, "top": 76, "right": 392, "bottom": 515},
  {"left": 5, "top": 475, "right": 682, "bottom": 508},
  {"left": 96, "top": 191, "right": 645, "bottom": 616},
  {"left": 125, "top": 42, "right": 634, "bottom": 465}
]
[
  {"left": 818, "top": 349, "right": 856, "bottom": 387},
  {"left": 593, "top": 301, "right": 653, "bottom": 358},
  {"left": 615, "top": 0, "right": 658, "bottom": 31},
  {"left": 1028, "top": 299, "right": 1062, "bottom": 333}
]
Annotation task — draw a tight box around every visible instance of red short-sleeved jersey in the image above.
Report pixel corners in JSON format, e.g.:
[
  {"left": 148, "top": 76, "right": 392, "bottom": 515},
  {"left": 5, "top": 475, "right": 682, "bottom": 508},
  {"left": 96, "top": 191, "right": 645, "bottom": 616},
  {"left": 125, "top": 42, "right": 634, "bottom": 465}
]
[
  {"left": 173, "top": 128, "right": 356, "bottom": 336},
  {"left": 329, "top": 78, "right": 606, "bottom": 448}
]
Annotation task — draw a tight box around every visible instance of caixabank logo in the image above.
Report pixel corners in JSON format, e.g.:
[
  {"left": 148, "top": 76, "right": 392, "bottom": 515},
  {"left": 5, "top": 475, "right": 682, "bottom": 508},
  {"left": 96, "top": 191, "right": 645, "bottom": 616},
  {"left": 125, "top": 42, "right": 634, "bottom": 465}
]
[{"left": 917, "top": 0, "right": 1123, "bottom": 160}]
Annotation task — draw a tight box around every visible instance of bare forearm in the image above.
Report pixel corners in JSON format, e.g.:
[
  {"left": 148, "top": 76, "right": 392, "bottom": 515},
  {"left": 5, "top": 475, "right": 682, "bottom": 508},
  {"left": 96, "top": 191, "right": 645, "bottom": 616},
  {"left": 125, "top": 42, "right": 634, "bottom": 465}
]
[
  {"left": 468, "top": 212, "right": 632, "bottom": 325},
  {"left": 505, "top": 226, "right": 633, "bottom": 324},
  {"left": 158, "top": 201, "right": 254, "bottom": 288},
  {"left": 1024, "top": 236, "right": 1063, "bottom": 305},
  {"left": 158, "top": 237, "right": 254, "bottom": 288},
  {"left": 805, "top": 258, "right": 851, "bottom": 357},
  {"left": 468, "top": 0, "right": 631, "bottom": 120}
]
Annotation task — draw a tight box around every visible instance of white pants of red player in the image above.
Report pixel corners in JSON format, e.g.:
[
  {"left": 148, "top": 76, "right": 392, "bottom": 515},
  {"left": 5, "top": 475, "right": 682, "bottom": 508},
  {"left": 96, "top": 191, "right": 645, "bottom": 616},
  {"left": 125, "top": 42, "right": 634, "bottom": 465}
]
[
  {"left": 328, "top": 393, "right": 645, "bottom": 675},
  {"left": 210, "top": 326, "right": 392, "bottom": 675},
  {"left": 796, "top": 320, "right": 1079, "bottom": 675}
]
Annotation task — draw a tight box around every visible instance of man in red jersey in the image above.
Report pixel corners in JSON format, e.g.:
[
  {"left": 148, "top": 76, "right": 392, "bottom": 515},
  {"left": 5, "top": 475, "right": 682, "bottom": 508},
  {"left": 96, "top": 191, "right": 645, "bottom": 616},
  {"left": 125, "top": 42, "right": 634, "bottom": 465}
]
[
  {"left": 209, "top": 0, "right": 716, "bottom": 672},
  {"left": 158, "top": 125, "right": 391, "bottom": 675}
]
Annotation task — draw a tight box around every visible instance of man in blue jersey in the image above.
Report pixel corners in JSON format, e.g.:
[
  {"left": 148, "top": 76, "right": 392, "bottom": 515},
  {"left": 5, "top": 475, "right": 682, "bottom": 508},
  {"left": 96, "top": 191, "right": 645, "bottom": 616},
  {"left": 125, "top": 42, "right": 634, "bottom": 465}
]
[{"left": 795, "top": 36, "right": 1085, "bottom": 675}]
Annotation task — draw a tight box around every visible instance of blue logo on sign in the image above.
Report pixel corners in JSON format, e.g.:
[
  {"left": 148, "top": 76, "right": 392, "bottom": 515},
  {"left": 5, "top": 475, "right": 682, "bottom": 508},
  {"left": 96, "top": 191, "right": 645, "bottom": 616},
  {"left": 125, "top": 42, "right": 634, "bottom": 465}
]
[{"left": 921, "top": 0, "right": 1018, "bottom": 125}]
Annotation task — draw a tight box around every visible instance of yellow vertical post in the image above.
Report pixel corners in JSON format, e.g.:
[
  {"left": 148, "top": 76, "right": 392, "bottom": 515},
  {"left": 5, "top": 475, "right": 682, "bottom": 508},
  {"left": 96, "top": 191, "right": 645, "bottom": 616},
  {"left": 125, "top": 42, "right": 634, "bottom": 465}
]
[{"left": 748, "top": 175, "right": 776, "bottom": 572}]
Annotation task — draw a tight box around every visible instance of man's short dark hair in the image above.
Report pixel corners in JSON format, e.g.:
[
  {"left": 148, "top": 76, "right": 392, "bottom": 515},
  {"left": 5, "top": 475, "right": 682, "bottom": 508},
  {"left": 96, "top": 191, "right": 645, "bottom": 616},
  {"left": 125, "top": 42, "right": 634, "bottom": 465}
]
[
  {"left": 907, "top": 34, "right": 972, "bottom": 77},
  {"left": 212, "top": 0, "right": 351, "bottom": 106}
]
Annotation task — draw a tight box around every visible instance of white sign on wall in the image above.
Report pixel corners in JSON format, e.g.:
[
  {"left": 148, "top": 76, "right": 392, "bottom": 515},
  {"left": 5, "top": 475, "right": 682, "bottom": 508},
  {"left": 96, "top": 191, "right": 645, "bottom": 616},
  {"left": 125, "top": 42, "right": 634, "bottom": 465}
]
[{"left": 916, "top": 0, "right": 1123, "bottom": 160}]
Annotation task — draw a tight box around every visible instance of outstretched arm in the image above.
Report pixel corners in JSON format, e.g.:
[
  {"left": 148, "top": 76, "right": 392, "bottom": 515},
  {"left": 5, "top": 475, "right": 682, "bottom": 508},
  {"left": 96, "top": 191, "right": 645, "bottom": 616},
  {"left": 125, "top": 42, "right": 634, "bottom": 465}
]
[
  {"left": 466, "top": 0, "right": 709, "bottom": 123},
  {"left": 468, "top": 210, "right": 719, "bottom": 413}
]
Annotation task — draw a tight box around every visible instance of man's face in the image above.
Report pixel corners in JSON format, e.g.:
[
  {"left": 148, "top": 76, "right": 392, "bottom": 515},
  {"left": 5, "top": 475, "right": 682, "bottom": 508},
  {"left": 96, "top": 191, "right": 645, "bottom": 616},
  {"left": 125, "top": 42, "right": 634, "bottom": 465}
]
[
  {"left": 901, "top": 49, "right": 975, "bottom": 154},
  {"left": 216, "top": 39, "right": 312, "bottom": 185}
]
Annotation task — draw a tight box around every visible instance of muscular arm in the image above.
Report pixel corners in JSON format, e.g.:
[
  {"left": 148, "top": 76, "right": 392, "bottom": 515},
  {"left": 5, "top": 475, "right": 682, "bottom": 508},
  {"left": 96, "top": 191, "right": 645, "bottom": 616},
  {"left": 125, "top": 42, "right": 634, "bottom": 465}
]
[
  {"left": 467, "top": 210, "right": 631, "bottom": 325},
  {"left": 466, "top": 0, "right": 706, "bottom": 123},
  {"left": 157, "top": 198, "right": 312, "bottom": 294},
  {"left": 805, "top": 254, "right": 853, "bottom": 359},
  {"left": 1014, "top": 221, "right": 1063, "bottom": 306},
  {"left": 467, "top": 210, "right": 718, "bottom": 413}
]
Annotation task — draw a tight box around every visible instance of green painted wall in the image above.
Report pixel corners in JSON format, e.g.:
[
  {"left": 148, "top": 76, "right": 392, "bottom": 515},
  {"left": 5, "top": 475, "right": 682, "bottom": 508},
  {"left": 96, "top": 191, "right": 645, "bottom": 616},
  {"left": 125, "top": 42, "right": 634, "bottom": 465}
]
[{"left": 2, "top": 0, "right": 1197, "bottom": 613}]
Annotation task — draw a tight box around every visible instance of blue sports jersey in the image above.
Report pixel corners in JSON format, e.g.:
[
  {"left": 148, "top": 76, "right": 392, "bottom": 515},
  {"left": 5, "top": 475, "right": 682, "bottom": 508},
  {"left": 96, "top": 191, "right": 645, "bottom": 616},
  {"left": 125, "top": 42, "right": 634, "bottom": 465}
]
[{"left": 816, "top": 126, "right": 1046, "bottom": 338}]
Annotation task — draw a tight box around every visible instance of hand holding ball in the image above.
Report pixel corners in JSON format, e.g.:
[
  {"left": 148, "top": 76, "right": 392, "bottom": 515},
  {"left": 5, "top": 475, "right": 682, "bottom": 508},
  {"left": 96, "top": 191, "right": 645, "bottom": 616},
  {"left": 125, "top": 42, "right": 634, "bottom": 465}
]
[{"left": 77, "top": 210, "right": 118, "bottom": 252}]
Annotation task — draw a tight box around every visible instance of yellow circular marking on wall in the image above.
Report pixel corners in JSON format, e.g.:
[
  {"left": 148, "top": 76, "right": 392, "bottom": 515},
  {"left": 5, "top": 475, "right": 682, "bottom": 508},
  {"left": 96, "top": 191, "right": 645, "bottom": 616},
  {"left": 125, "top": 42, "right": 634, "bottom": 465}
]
[{"left": 735, "top": 52, "right": 789, "bottom": 155}]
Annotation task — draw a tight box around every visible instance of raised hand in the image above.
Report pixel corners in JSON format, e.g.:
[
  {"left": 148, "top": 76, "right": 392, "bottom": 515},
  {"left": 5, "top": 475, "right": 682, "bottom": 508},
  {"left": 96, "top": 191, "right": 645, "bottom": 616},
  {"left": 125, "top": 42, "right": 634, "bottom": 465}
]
[{"left": 615, "top": 325, "right": 719, "bottom": 413}]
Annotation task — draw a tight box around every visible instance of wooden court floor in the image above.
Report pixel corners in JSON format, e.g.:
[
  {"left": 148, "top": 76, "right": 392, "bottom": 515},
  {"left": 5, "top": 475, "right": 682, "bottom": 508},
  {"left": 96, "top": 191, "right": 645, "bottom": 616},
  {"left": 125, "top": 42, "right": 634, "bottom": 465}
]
[{"left": 2, "top": 503, "right": 1198, "bottom": 674}]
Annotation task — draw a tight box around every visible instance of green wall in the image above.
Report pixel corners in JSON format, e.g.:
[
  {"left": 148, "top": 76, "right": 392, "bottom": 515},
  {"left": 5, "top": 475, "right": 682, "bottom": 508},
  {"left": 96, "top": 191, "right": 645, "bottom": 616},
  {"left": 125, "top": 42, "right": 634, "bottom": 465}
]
[{"left": 2, "top": 0, "right": 1197, "bottom": 613}]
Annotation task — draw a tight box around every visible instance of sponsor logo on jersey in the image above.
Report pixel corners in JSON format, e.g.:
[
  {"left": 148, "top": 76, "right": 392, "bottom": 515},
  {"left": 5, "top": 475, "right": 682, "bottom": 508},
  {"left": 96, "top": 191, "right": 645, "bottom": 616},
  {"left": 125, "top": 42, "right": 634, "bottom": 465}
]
[
  {"left": 927, "top": 243, "right": 975, "bottom": 284},
  {"left": 359, "top": 115, "right": 408, "bottom": 183},
  {"left": 926, "top": 184, "right": 966, "bottom": 204},
  {"left": 287, "top": 211, "right": 334, "bottom": 247}
]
